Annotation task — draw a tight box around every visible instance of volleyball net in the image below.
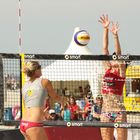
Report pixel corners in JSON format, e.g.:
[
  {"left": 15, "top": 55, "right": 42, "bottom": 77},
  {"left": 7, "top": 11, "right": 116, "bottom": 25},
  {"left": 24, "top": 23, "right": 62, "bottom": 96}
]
[{"left": 0, "top": 53, "right": 140, "bottom": 128}]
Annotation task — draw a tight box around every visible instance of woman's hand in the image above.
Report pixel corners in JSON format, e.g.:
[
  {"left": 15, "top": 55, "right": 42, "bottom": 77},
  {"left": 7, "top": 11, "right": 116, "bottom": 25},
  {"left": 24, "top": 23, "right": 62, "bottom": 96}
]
[
  {"left": 99, "top": 14, "right": 110, "bottom": 29},
  {"left": 110, "top": 22, "right": 119, "bottom": 36}
]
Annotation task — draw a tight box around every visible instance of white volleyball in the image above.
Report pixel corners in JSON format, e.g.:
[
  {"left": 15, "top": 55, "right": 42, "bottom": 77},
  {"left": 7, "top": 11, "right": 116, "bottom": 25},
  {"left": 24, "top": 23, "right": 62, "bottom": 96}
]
[{"left": 74, "top": 30, "right": 90, "bottom": 46}]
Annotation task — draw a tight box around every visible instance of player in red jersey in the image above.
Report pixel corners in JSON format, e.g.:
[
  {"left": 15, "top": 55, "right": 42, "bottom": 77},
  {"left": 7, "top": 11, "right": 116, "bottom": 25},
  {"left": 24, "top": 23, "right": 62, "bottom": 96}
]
[{"left": 99, "top": 14, "right": 127, "bottom": 140}]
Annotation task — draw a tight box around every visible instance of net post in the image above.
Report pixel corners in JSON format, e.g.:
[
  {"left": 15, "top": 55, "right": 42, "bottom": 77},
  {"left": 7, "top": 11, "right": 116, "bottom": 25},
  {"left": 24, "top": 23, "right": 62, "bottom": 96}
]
[{"left": 20, "top": 53, "right": 25, "bottom": 118}]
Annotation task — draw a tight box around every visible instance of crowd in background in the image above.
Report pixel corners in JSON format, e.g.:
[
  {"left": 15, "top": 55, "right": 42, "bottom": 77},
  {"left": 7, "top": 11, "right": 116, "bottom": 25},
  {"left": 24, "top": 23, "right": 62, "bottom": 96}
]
[
  {"left": 44, "top": 92, "right": 103, "bottom": 122},
  {"left": 5, "top": 74, "right": 19, "bottom": 90}
]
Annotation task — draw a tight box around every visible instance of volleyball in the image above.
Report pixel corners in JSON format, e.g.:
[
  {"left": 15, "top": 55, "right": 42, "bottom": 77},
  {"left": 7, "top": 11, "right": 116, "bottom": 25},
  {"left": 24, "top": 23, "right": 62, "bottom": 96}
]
[{"left": 74, "top": 30, "right": 90, "bottom": 46}]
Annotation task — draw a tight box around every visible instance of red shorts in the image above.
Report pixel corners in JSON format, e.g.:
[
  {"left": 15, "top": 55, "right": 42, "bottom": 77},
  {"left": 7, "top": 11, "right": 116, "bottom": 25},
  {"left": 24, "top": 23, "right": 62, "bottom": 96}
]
[{"left": 20, "top": 120, "right": 43, "bottom": 133}]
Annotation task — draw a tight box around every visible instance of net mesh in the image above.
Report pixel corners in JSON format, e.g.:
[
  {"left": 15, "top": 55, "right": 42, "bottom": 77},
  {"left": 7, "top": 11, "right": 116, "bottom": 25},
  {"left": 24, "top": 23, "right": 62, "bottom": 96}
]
[{"left": 0, "top": 53, "right": 140, "bottom": 128}]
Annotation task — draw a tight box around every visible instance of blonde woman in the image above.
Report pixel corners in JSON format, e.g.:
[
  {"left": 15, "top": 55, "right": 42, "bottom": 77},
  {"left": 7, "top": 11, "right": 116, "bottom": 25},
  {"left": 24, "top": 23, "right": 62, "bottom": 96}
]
[
  {"left": 20, "top": 61, "right": 65, "bottom": 140},
  {"left": 99, "top": 14, "right": 127, "bottom": 140}
]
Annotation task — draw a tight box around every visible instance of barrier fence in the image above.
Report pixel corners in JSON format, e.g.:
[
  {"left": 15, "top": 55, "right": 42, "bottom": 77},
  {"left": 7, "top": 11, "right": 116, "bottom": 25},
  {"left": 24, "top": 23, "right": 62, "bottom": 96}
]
[{"left": 0, "top": 53, "right": 140, "bottom": 128}]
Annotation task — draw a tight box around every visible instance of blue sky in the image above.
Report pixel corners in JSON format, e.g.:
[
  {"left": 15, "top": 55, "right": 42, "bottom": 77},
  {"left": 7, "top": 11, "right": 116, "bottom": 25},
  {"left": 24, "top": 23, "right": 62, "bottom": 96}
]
[{"left": 0, "top": 0, "right": 140, "bottom": 55}]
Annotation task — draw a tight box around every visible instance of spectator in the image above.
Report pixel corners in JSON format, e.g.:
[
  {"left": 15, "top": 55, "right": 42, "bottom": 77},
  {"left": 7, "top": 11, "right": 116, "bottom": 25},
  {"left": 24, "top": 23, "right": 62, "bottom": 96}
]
[
  {"left": 93, "top": 95, "right": 103, "bottom": 121},
  {"left": 61, "top": 102, "right": 71, "bottom": 121},
  {"left": 68, "top": 96, "right": 80, "bottom": 120},
  {"left": 83, "top": 94, "right": 94, "bottom": 121},
  {"left": 47, "top": 109, "right": 59, "bottom": 120},
  {"left": 84, "top": 84, "right": 92, "bottom": 96}
]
